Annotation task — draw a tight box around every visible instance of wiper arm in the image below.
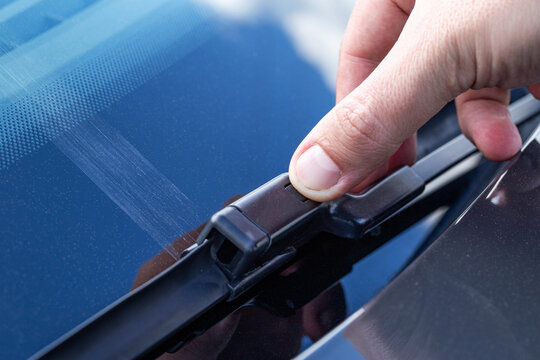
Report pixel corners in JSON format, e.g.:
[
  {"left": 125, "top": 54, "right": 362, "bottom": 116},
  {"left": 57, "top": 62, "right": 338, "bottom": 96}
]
[{"left": 33, "top": 95, "right": 540, "bottom": 360}]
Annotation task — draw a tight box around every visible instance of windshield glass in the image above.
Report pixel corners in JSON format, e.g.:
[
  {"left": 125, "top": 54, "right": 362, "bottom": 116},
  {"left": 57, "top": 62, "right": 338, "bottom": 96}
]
[
  {"left": 0, "top": 0, "right": 354, "bottom": 356},
  {"left": 0, "top": 1, "right": 441, "bottom": 358}
]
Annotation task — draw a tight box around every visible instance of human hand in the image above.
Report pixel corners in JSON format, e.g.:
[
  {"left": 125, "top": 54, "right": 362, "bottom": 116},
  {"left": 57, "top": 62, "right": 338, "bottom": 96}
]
[{"left": 289, "top": 0, "right": 540, "bottom": 201}]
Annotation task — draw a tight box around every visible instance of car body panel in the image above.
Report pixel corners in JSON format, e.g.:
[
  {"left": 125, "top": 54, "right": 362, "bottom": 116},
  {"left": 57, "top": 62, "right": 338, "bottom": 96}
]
[{"left": 299, "top": 126, "right": 540, "bottom": 360}]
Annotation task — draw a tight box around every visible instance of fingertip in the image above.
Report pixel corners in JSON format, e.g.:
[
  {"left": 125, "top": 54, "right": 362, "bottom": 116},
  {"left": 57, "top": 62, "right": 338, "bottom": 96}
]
[
  {"left": 456, "top": 89, "right": 519, "bottom": 161},
  {"left": 528, "top": 83, "right": 540, "bottom": 99},
  {"left": 288, "top": 154, "right": 346, "bottom": 202},
  {"left": 295, "top": 145, "right": 342, "bottom": 190},
  {"left": 474, "top": 120, "right": 522, "bottom": 161}
]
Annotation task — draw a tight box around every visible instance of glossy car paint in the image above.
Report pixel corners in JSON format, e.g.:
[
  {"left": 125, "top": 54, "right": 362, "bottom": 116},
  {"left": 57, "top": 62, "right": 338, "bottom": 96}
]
[{"left": 299, "top": 126, "right": 540, "bottom": 360}]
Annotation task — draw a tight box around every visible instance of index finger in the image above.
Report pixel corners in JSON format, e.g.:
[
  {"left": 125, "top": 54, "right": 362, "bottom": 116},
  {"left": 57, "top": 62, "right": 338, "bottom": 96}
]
[{"left": 337, "top": 0, "right": 413, "bottom": 101}]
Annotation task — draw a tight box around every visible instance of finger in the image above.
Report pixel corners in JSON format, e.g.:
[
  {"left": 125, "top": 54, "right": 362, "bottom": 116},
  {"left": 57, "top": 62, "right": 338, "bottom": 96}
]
[
  {"left": 528, "top": 82, "right": 540, "bottom": 99},
  {"left": 387, "top": 133, "right": 417, "bottom": 172},
  {"left": 456, "top": 88, "right": 521, "bottom": 161},
  {"left": 336, "top": 0, "right": 416, "bottom": 195},
  {"left": 349, "top": 162, "right": 388, "bottom": 194},
  {"left": 336, "top": 0, "right": 414, "bottom": 102},
  {"left": 347, "top": 134, "right": 416, "bottom": 194},
  {"left": 290, "top": 10, "right": 466, "bottom": 201}
]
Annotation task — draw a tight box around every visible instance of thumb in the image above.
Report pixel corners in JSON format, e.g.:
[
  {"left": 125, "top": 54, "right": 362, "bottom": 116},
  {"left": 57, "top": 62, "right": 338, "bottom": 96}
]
[{"left": 289, "top": 18, "right": 469, "bottom": 201}]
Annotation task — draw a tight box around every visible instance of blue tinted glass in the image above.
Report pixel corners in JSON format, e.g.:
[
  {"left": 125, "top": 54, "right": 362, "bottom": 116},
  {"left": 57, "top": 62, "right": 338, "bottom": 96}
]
[{"left": 0, "top": 1, "right": 431, "bottom": 358}]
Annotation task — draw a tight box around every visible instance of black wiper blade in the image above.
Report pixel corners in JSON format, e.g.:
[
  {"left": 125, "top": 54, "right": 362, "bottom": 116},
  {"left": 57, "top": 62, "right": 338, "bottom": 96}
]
[
  {"left": 413, "top": 94, "right": 540, "bottom": 183},
  {"left": 33, "top": 94, "right": 540, "bottom": 360}
]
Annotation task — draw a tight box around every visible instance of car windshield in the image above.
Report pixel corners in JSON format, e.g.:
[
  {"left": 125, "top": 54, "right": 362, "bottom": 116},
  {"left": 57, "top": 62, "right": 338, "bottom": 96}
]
[{"left": 0, "top": 1, "right": 441, "bottom": 358}]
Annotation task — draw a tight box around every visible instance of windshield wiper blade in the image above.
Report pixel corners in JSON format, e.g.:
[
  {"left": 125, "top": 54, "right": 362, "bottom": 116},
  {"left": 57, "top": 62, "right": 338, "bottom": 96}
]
[
  {"left": 33, "top": 94, "right": 540, "bottom": 360},
  {"left": 414, "top": 94, "right": 540, "bottom": 183}
]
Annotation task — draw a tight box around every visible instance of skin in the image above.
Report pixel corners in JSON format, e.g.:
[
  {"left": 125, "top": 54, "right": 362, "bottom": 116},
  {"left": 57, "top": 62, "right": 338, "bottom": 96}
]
[
  {"left": 289, "top": 0, "right": 540, "bottom": 202},
  {"left": 132, "top": 4, "right": 540, "bottom": 356}
]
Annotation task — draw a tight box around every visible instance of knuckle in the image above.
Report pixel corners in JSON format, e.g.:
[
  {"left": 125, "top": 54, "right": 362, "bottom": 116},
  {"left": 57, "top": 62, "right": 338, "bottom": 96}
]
[{"left": 332, "top": 99, "right": 393, "bottom": 154}]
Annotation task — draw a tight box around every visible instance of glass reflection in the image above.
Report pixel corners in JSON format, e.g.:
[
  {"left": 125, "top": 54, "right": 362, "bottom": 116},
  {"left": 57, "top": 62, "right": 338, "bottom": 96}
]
[{"left": 131, "top": 195, "right": 346, "bottom": 360}]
